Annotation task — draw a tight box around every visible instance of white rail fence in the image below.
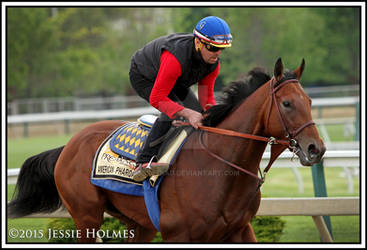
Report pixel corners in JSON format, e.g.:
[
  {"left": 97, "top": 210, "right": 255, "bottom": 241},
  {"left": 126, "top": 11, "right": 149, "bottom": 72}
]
[
  {"left": 8, "top": 96, "right": 359, "bottom": 124},
  {"left": 260, "top": 149, "right": 360, "bottom": 194},
  {"left": 7, "top": 96, "right": 360, "bottom": 141},
  {"left": 8, "top": 150, "right": 360, "bottom": 193},
  {"left": 7, "top": 86, "right": 360, "bottom": 115}
]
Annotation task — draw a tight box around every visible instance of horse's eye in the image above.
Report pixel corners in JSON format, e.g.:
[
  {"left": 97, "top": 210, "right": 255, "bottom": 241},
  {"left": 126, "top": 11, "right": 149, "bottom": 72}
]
[{"left": 282, "top": 101, "right": 291, "bottom": 108}]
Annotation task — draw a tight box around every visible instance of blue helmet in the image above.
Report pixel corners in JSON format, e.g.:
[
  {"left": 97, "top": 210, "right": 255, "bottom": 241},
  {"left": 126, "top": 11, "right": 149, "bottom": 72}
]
[{"left": 193, "top": 16, "right": 232, "bottom": 48}]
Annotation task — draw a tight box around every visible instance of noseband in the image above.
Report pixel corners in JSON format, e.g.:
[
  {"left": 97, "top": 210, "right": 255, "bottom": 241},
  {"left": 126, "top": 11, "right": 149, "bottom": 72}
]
[{"left": 197, "top": 77, "right": 315, "bottom": 186}]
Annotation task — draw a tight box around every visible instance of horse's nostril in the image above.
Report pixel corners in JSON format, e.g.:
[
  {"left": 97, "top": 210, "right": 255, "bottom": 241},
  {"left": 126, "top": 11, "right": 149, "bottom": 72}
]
[{"left": 308, "top": 144, "right": 319, "bottom": 158}]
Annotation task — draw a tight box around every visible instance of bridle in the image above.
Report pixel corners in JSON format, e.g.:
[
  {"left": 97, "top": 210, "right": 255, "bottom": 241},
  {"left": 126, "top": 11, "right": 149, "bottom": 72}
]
[
  {"left": 266, "top": 77, "right": 315, "bottom": 147},
  {"left": 197, "top": 77, "right": 315, "bottom": 187}
]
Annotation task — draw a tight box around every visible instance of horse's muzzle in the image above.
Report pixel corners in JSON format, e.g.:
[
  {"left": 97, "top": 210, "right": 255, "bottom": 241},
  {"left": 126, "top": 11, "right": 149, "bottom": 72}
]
[{"left": 296, "top": 141, "right": 326, "bottom": 166}]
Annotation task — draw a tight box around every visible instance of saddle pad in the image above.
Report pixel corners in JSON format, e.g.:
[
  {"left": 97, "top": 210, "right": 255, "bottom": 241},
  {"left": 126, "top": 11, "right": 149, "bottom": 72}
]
[
  {"left": 90, "top": 118, "right": 191, "bottom": 232},
  {"left": 109, "top": 122, "right": 150, "bottom": 160},
  {"left": 91, "top": 127, "right": 163, "bottom": 231},
  {"left": 93, "top": 119, "right": 190, "bottom": 188},
  {"left": 92, "top": 126, "right": 143, "bottom": 189}
]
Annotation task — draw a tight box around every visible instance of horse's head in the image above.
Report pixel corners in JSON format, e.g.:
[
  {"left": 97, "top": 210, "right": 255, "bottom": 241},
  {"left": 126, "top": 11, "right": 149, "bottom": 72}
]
[{"left": 266, "top": 58, "right": 326, "bottom": 166}]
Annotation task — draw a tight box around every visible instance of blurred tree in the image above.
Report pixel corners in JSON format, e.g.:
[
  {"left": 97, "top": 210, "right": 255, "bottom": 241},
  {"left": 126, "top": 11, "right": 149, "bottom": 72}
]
[
  {"left": 7, "top": 7, "right": 360, "bottom": 101},
  {"left": 211, "top": 7, "right": 359, "bottom": 86},
  {"left": 7, "top": 8, "right": 173, "bottom": 100},
  {"left": 7, "top": 8, "right": 59, "bottom": 100},
  {"left": 312, "top": 7, "right": 360, "bottom": 85}
]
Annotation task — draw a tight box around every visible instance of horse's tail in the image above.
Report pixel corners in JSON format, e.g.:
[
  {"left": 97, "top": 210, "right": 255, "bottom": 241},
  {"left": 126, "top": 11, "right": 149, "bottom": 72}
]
[{"left": 8, "top": 146, "right": 65, "bottom": 218}]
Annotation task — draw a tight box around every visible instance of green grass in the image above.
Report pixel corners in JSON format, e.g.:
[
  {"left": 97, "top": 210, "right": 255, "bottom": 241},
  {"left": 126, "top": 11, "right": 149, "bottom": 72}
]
[
  {"left": 6, "top": 124, "right": 361, "bottom": 244},
  {"left": 7, "top": 134, "right": 72, "bottom": 169},
  {"left": 279, "top": 216, "right": 360, "bottom": 243},
  {"left": 316, "top": 123, "right": 356, "bottom": 142},
  {"left": 261, "top": 167, "right": 360, "bottom": 197},
  {"left": 7, "top": 218, "right": 50, "bottom": 243}
]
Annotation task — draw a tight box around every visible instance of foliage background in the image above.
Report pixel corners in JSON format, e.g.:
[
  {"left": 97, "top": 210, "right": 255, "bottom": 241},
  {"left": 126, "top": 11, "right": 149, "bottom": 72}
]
[{"left": 7, "top": 7, "right": 360, "bottom": 101}]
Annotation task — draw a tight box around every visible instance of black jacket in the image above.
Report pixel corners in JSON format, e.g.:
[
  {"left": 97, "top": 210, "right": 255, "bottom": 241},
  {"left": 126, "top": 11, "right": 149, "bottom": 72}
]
[{"left": 131, "top": 33, "right": 218, "bottom": 89}]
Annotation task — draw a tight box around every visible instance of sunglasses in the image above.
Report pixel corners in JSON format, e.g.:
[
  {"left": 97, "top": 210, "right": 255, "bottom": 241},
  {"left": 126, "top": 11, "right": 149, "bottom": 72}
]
[{"left": 202, "top": 42, "right": 225, "bottom": 52}]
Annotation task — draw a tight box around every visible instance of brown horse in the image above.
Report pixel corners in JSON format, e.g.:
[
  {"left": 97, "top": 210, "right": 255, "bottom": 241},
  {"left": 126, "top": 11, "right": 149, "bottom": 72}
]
[{"left": 8, "top": 58, "right": 325, "bottom": 242}]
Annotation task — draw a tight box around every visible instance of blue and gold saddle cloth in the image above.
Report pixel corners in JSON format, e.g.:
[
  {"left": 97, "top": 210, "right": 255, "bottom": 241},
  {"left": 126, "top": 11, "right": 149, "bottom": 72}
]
[
  {"left": 109, "top": 121, "right": 150, "bottom": 160},
  {"left": 91, "top": 115, "right": 190, "bottom": 231}
]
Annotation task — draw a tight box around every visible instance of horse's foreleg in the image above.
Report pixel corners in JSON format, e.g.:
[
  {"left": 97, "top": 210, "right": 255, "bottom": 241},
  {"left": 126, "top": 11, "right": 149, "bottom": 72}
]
[
  {"left": 125, "top": 223, "right": 157, "bottom": 243},
  {"left": 73, "top": 213, "right": 105, "bottom": 243},
  {"left": 105, "top": 213, "right": 157, "bottom": 243},
  {"left": 225, "top": 223, "right": 257, "bottom": 243}
]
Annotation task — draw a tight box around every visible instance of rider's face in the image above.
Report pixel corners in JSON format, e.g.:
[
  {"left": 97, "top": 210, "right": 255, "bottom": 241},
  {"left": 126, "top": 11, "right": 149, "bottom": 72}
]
[{"left": 195, "top": 38, "right": 223, "bottom": 64}]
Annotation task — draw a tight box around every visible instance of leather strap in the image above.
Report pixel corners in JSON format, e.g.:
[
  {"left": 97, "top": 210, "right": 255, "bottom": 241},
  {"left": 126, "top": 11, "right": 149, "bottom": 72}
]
[
  {"left": 199, "top": 131, "right": 265, "bottom": 184},
  {"left": 197, "top": 125, "right": 290, "bottom": 146},
  {"left": 198, "top": 131, "right": 287, "bottom": 188},
  {"left": 173, "top": 121, "right": 290, "bottom": 146}
]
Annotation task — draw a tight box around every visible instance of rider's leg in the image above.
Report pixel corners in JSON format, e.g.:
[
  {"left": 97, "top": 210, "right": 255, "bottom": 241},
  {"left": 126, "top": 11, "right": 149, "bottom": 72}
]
[
  {"left": 132, "top": 88, "right": 204, "bottom": 181},
  {"left": 135, "top": 112, "right": 172, "bottom": 164},
  {"left": 130, "top": 67, "right": 204, "bottom": 181},
  {"left": 135, "top": 86, "right": 203, "bottom": 164}
]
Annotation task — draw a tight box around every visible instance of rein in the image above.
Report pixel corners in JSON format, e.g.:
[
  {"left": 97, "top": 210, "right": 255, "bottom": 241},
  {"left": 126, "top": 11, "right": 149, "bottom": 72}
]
[{"left": 192, "top": 77, "right": 315, "bottom": 187}]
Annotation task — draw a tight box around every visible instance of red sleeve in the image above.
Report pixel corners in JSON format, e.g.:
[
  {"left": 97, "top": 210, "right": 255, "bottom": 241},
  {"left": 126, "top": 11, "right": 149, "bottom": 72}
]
[
  {"left": 198, "top": 62, "right": 219, "bottom": 109},
  {"left": 149, "top": 50, "right": 185, "bottom": 118}
]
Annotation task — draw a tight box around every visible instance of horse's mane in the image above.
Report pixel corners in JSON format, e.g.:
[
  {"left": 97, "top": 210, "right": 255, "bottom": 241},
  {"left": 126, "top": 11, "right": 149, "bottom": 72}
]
[{"left": 202, "top": 67, "right": 297, "bottom": 127}]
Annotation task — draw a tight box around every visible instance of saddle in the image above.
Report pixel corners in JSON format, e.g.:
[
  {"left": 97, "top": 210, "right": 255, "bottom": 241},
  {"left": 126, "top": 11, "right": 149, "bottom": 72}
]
[
  {"left": 91, "top": 114, "right": 192, "bottom": 188},
  {"left": 90, "top": 115, "right": 192, "bottom": 231}
]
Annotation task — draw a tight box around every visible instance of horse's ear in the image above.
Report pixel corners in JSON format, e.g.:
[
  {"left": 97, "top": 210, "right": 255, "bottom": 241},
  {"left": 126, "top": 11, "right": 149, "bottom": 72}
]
[
  {"left": 274, "top": 58, "right": 284, "bottom": 82},
  {"left": 293, "top": 58, "right": 305, "bottom": 80}
]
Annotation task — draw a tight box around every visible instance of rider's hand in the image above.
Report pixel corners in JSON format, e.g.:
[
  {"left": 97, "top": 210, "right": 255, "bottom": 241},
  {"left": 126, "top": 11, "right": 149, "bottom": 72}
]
[
  {"left": 175, "top": 108, "right": 203, "bottom": 129},
  {"left": 204, "top": 104, "right": 214, "bottom": 112}
]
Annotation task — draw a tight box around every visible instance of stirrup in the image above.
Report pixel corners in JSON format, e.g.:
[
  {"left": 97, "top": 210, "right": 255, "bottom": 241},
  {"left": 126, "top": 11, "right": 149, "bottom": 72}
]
[
  {"left": 132, "top": 156, "right": 170, "bottom": 182},
  {"left": 144, "top": 156, "right": 170, "bottom": 177},
  {"left": 132, "top": 156, "right": 157, "bottom": 182},
  {"left": 132, "top": 164, "right": 149, "bottom": 182},
  {"left": 149, "top": 162, "right": 170, "bottom": 176}
]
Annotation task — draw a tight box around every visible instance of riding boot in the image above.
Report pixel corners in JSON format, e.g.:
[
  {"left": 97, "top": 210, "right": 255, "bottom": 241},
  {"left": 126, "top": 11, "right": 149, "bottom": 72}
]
[{"left": 133, "top": 113, "right": 172, "bottom": 181}]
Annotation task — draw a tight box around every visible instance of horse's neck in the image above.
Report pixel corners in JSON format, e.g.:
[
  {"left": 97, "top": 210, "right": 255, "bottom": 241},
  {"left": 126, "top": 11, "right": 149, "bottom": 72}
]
[
  {"left": 216, "top": 82, "right": 270, "bottom": 165},
  {"left": 184, "top": 83, "right": 271, "bottom": 218}
]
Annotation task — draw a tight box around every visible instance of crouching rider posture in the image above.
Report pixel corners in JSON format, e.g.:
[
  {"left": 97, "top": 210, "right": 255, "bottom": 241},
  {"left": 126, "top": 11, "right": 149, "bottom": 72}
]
[{"left": 129, "top": 16, "right": 232, "bottom": 181}]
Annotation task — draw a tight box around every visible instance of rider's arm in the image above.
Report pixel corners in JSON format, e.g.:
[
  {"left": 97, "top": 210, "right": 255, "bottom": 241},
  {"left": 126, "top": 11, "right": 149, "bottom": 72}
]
[
  {"left": 198, "top": 62, "right": 219, "bottom": 109},
  {"left": 149, "top": 50, "right": 185, "bottom": 118},
  {"left": 149, "top": 50, "right": 203, "bottom": 129}
]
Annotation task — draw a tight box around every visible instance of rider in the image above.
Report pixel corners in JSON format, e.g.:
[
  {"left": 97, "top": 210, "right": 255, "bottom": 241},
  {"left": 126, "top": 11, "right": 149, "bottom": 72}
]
[{"left": 129, "top": 16, "right": 232, "bottom": 181}]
